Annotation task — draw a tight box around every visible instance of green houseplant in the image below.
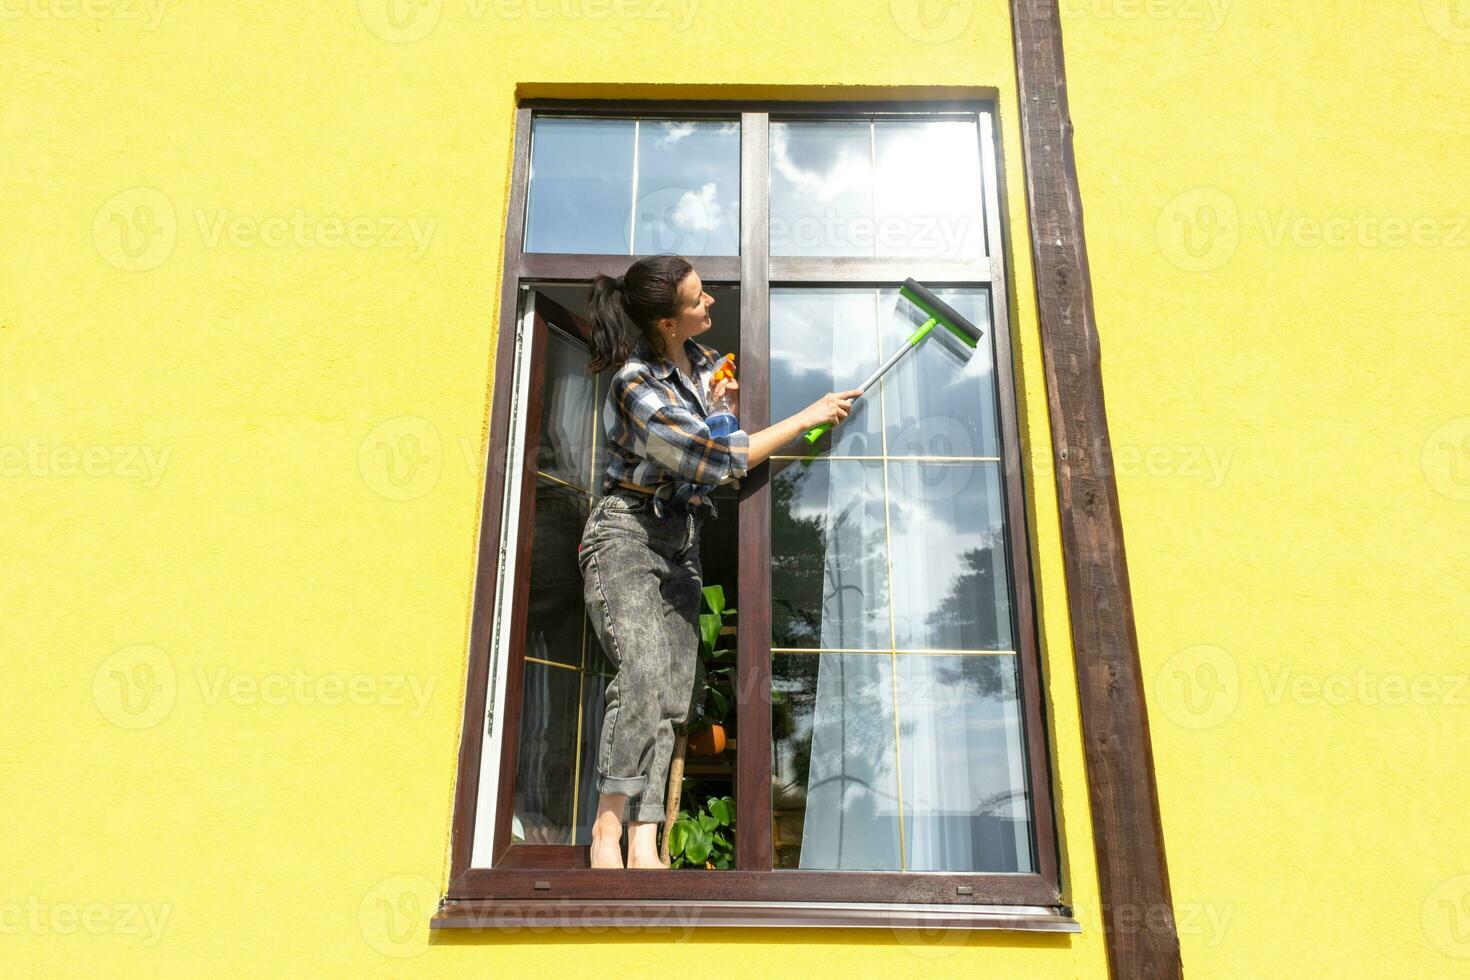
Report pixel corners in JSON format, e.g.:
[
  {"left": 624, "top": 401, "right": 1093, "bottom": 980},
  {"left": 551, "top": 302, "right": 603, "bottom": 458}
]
[
  {"left": 660, "top": 584, "right": 737, "bottom": 865},
  {"left": 667, "top": 790, "right": 735, "bottom": 869},
  {"left": 688, "top": 583, "right": 736, "bottom": 751}
]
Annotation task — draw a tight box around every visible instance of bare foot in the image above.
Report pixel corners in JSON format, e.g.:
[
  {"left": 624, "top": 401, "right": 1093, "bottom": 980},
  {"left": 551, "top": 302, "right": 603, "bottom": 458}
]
[
  {"left": 590, "top": 833, "right": 624, "bottom": 869},
  {"left": 627, "top": 850, "right": 670, "bottom": 870}
]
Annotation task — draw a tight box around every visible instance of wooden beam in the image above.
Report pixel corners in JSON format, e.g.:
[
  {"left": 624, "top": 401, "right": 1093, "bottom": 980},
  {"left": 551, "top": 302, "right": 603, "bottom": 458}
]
[{"left": 1008, "top": 3, "right": 1182, "bottom": 977}]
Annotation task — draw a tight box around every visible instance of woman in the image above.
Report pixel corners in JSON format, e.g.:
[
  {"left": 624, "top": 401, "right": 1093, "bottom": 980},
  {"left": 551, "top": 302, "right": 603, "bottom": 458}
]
[{"left": 578, "top": 254, "right": 862, "bottom": 870}]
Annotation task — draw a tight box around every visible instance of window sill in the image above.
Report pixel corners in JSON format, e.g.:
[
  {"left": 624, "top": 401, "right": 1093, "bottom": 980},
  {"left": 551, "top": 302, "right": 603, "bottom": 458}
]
[{"left": 432, "top": 898, "right": 1080, "bottom": 933}]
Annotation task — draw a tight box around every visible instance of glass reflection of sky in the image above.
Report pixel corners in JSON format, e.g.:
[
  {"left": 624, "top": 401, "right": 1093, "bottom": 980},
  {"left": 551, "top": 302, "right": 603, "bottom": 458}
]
[
  {"left": 770, "top": 288, "right": 999, "bottom": 461},
  {"left": 769, "top": 289, "right": 884, "bottom": 457},
  {"left": 634, "top": 120, "right": 740, "bottom": 256},
  {"left": 770, "top": 287, "right": 1012, "bottom": 652},
  {"left": 770, "top": 118, "right": 986, "bottom": 259},
  {"left": 524, "top": 117, "right": 739, "bottom": 256},
  {"left": 525, "top": 118, "right": 636, "bottom": 254},
  {"left": 879, "top": 287, "right": 999, "bottom": 460},
  {"left": 770, "top": 121, "right": 874, "bottom": 258}
]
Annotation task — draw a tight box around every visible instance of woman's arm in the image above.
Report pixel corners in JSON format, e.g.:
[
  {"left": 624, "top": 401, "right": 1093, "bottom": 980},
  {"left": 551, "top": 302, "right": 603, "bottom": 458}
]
[{"left": 713, "top": 377, "right": 863, "bottom": 470}]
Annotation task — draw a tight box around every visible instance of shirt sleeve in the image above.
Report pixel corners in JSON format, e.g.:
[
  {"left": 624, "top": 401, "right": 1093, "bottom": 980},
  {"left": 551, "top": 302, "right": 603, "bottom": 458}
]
[{"left": 613, "top": 370, "right": 750, "bottom": 487}]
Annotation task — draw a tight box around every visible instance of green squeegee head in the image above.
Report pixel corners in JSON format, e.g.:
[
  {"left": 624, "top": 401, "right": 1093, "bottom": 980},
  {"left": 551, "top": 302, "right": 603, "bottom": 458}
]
[{"left": 799, "top": 279, "right": 985, "bottom": 452}]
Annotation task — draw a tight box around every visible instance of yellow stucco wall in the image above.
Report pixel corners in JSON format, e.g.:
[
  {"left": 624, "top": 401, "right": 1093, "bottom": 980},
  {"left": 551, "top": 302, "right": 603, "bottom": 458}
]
[
  {"left": 1058, "top": 2, "right": 1470, "bottom": 976},
  {"left": 2, "top": 1, "right": 1464, "bottom": 976}
]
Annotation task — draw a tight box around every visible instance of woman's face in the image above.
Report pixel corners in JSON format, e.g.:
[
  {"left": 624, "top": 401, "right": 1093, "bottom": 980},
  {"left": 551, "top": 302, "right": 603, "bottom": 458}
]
[{"left": 660, "top": 270, "right": 715, "bottom": 343}]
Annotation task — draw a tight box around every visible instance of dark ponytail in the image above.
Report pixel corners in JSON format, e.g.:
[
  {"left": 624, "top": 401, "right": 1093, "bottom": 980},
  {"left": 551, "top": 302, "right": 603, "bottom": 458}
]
[{"left": 586, "top": 254, "right": 695, "bottom": 374}]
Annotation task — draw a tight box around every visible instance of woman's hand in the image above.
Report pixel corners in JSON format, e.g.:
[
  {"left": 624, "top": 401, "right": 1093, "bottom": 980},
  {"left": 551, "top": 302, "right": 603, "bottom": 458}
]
[
  {"left": 799, "top": 388, "right": 863, "bottom": 431},
  {"left": 712, "top": 376, "right": 739, "bottom": 417}
]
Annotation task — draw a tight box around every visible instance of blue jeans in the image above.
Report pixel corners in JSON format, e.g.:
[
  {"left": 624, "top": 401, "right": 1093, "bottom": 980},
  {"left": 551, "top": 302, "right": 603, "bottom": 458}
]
[{"left": 577, "top": 488, "right": 705, "bottom": 824}]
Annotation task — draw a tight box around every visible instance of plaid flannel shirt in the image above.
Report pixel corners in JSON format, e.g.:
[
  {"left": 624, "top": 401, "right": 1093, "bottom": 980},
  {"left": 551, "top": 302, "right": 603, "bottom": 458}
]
[{"left": 601, "top": 335, "right": 748, "bottom": 519}]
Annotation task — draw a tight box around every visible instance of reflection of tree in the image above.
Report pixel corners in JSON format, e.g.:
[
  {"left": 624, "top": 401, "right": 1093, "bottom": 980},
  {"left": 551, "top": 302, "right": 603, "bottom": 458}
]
[
  {"left": 770, "top": 472, "right": 823, "bottom": 825},
  {"left": 770, "top": 472, "right": 824, "bottom": 646},
  {"left": 923, "top": 545, "right": 1007, "bottom": 651}
]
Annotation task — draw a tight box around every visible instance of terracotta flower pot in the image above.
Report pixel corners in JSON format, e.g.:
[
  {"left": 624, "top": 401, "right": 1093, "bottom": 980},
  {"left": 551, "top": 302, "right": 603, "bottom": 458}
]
[{"left": 688, "top": 723, "right": 727, "bottom": 756}]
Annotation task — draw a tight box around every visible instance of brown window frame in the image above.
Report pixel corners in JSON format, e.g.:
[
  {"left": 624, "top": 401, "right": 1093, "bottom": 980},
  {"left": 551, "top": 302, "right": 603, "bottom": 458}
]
[{"left": 439, "top": 97, "right": 1075, "bottom": 933}]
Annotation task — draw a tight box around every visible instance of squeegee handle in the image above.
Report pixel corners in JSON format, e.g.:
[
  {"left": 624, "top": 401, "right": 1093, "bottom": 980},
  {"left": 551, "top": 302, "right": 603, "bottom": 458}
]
[{"left": 801, "top": 316, "right": 938, "bottom": 445}]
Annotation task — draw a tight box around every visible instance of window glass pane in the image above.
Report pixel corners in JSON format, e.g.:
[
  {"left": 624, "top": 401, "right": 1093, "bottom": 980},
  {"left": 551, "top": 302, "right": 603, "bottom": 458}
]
[
  {"left": 524, "top": 480, "right": 587, "bottom": 667},
  {"left": 769, "top": 285, "right": 1032, "bottom": 872},
  {"left": 524, "top": 118, "right": 636, "bottom": 254},
  {"left": 513, "top": 660, "right": 579, "bottom": 844},
  {"left": 573, "top": 668, "right": 610, "bottom": 845},
  {"left": 538, "top": 328, "right": 598, "bottom": 490},
  {"left": 525, "top": 117, "right": 740, "bottom": 256},
  {"left": 888, "top": 462, "right": 1013, "bottom": 651},
  {"left": 770, "top": 289, "right": 883, "bottom": 457},
  {"left": 772, "top": 653, "right": 903, "bottom": 869},
  {"left": 873, "top": 119, "right": 985, "bottom": 260},
  {"left": 878, "top": 287, "right": 999, "bottom": 459},
  {"left": 769, "top": 118, "right": 985, "bottom": 258},
  {"left": 633, "top": 120, "right": 740, "bottom": 256},
  {"left": 771, "top": 459, "right": 888, "bottom": 650},
  {"left": 769, "top": 120, "right": 874, "bottom": 257},
  {"left": 897, "top": 654, "right": 1032, "bottom": 872}
]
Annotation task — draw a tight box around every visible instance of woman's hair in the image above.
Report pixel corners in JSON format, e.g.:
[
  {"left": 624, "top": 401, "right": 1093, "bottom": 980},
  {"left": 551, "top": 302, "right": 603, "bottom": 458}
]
[{"left": 586, "top": 254, "right": 694, "bottom": 374}]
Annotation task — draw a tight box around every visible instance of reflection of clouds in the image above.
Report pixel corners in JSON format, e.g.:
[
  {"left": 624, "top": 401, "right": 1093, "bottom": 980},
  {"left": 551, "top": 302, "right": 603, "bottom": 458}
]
[
  {"left": 653, "top": 120, "right": 696, "bottom": 147},
  {"left": 879, "top": 287, "right": 999, "bottom": 457},
  {"left": 770, "top": 286, "right": 1011, "bottom": 651},
  {"left": 770, "top": 121, "right": 872, "bottom": 205},
  {"left": 777, "top": 461, "right": 1008, "bottom": 650},
  {"left": 667, "top": 182, "right": 721, "bottom": 232},
  {"left": 873, "top": 120, "right": 985, "bottom": 258}
]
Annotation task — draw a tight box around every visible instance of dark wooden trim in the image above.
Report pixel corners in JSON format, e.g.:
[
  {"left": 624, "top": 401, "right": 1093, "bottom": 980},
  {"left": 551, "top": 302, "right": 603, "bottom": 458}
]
[
  {"left": 522, "top": 97, "right": 997, "bottom": 117},
  {"left": 735, "top": 111, "right": 773, "bottom": 872},
  {"left": 534, "top": 291, "right": 593, "bottom": 345},
  {"left": 449, "top": 104, "right": 533, "bottom": 883},
  {"left": 449, "top": 868, "right": 1060, "bottom": 907},
  {"left": 521, "top": 253, "right": 740, "bottom": 284},
  {"left": 767, "top": 256, "right": 991, "bottom": 285},
  {"left": 1009, "top": 2, "right": 1181, "bottom": 976},
  {"left": 495, "top": 845, "right": 591, "bottom": 869},
  {"left": 433, "top": 898, "right": 1079, "bottom": 933}
]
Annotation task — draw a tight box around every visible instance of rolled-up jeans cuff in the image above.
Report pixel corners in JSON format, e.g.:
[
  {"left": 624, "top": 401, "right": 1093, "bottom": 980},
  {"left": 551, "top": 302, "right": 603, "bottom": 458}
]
[
  {"left": 597, "top": 773, "right": 647, "bottom": 797},
  {"left": 632, "top": 803, "right": 668, "bottom": 824}
]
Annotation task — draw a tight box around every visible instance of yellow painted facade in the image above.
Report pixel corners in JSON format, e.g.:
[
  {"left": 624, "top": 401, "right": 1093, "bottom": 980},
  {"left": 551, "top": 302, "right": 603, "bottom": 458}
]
[{"left": 3, "top": 1, "right": 1466, "bottom": 976}]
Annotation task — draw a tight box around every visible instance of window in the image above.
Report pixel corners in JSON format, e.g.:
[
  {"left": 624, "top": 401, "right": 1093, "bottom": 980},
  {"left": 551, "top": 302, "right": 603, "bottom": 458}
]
[{"left": 442, "top": 100, "right": 1069, "bottom": 931}]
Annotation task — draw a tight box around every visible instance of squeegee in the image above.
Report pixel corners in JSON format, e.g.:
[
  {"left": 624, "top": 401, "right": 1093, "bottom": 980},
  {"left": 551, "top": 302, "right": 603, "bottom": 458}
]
[{"left": 800, "top": 278, "right": 984, "bottom": 448}]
